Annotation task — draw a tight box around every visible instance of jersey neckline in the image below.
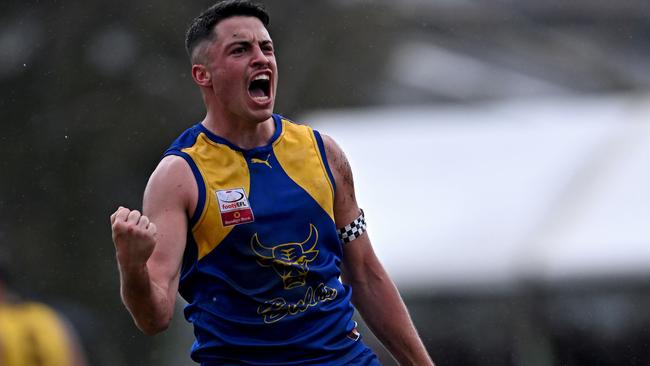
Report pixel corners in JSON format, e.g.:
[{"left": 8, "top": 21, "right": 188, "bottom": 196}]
[{"left": 196, "top": 114, "right": 283, "bottom": 155}]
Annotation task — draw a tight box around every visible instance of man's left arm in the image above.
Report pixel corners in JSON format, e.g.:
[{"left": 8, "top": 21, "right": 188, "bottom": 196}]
[{"left": 321, "top": 134, "right": 434, "bottom": 366}]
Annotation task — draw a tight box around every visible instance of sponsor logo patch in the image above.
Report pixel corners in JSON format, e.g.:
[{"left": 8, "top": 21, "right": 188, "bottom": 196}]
[{"left": 216, "top": 188, "right": 254, "bottom": 226}]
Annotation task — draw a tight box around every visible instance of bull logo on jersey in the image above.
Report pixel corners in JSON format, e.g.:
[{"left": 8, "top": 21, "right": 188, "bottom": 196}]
[{"left": 251, "top": 224, "right": 319, "bottom": 289}]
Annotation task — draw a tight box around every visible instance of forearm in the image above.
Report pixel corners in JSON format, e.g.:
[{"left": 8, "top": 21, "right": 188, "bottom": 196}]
[
  {"left": 350, "top": 268, "right": 433, "bottom": 366},
  {"left": 323, "top": 134, "right": 433, "bottom": 364},
  {"left": 118, "top": 263, "right": 174, "bottom": 335}
]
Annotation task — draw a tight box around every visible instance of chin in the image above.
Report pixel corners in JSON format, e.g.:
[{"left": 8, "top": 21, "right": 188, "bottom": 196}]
[
  {"left": 236, "top": 112, "right": 269, "bottom": 126},
  {"left": 248, "top": 106, "right": 274, "bottom": 123}
]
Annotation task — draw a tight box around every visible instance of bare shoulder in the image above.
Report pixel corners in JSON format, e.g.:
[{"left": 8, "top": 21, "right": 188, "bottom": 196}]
[
  {"left": 320, "top": 134, "right": 352, "bottom": 188},
  {"left": 320, "top": 133, "right": 359, "bottom": 226},
  {"left": 144, "top": 155, "right": 198, "bottom": 217},
  {"left": 150, "top": 155, "right": 193, "bottom": 180}
]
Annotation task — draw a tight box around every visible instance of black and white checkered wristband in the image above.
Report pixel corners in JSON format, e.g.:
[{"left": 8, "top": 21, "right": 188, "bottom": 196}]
[{"left": 338, "top": 209, "right": 366, "bottom": 244}]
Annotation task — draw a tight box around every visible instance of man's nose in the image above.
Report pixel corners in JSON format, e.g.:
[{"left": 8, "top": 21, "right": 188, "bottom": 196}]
[{"left": 250, "top": 46, "right": 271, "bottom": 67}]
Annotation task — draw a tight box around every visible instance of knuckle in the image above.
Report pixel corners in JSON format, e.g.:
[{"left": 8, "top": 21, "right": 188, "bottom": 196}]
[{"left": 112, "top": 221, "right": 124, "bottom": 231}]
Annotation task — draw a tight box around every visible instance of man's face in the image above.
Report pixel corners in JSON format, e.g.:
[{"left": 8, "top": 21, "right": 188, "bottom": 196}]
[{"left": 205, "top": 16, "right": 277, "bottom": 124}]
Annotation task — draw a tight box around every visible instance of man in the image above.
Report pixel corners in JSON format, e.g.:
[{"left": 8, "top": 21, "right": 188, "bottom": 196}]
[
  {"left": 0, "top": 263, "right": 88, "bottom": 366},
  {"left": 110, "top": 1, "right": 434, "bottom": 365}
]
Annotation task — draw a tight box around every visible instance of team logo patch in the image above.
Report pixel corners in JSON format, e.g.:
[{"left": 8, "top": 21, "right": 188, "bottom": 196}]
[
  {"left": 216, "top": 188, "right": 254, "bottom": 226},
  {"left": 251, "top": 224, "right": 319, "bottom": 289}
]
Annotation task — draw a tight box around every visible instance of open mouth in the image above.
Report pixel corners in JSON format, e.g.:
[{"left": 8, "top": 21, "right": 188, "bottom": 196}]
[{"left": 248, "top": 74, "right": 271, "bottom": 100}]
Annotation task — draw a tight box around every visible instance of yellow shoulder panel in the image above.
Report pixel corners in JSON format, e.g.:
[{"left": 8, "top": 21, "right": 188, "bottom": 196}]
[
  {"left": 182, "top": 133, "right": 250, "bottom": 260},
  {"left": 273, "top": 119, "right": 335, "bottom": 221}
]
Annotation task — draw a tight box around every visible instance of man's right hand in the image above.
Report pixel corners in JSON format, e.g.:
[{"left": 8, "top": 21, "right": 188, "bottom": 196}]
[{"left": 110, "top": 206, "right": 158, "bottom": 270}]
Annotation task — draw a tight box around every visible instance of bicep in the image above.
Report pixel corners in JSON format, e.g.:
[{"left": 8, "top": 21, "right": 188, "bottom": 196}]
[
  {"left": 142, "top": 155, "right": 197, "bottom": 293},
  {"left": 321, "top": 134, "right": 361, "bottom": 228},
  {"left": 321, "top": 134, "right": 377, "bottom": 281}
]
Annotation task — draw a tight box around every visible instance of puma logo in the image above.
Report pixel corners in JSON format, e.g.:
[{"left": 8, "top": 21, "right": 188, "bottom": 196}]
[{"left": 251, "top": 154, "right": 272, "bottom": 168}]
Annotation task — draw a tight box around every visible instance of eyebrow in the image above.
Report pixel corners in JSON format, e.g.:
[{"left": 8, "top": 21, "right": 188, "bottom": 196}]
[{"left": 225, "top": 39, "right": 273, "bottom": 49}]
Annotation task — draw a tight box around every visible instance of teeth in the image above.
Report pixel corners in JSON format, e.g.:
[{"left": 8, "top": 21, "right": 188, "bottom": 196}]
[{"left": 253, "top": 74, "right": 270, "bottom": 81}]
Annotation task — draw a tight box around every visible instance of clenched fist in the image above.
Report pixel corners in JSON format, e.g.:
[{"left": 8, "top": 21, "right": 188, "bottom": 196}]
[{"left": 110, "top": 206, "right": 158, "bottom": 270}]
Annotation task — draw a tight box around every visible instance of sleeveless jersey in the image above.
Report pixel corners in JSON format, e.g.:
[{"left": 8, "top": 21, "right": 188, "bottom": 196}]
[
  {"left": 164, "top": 114, "right": 369, "bottom": 365},
  {"left": 0, "top": 302, "right": 73, "bottom": 366}
]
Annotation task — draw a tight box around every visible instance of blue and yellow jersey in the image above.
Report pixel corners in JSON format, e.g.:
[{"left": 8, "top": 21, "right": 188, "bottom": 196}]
[{"left": 164, "top": 114, "right": 368, "bottom": 365}]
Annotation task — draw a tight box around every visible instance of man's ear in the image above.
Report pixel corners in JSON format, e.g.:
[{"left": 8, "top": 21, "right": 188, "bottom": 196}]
[{"left": 192, "top": 64, "right": 212, "bottom": 87}]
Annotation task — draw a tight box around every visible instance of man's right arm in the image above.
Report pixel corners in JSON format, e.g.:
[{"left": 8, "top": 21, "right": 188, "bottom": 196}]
[{"left": 110, "top": 155, "right": 197, "bottom": 335}]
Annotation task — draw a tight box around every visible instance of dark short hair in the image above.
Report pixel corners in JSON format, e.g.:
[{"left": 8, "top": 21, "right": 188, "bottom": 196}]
[{"left": 185, "top": 0, "right": 270, "bottom": 60}]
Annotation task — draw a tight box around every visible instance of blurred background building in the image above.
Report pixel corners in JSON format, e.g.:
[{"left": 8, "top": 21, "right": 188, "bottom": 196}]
[{"left": 1, "top": 0, "right": 649, "bottom": 365}]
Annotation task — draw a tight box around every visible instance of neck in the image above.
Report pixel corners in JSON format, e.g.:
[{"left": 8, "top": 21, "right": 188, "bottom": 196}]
[{"left": 202, "top": 112, "right": 275, "bottom": 150}]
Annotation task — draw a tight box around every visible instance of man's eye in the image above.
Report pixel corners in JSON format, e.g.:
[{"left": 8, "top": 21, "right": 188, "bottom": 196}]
[{"left": 232, "top": 47, "right": 246, "bottom": 54}]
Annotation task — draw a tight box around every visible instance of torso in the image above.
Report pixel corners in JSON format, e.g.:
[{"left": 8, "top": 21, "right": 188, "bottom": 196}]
[{"left": 164, "top": 114, "right": 368, "bottom": 365}]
